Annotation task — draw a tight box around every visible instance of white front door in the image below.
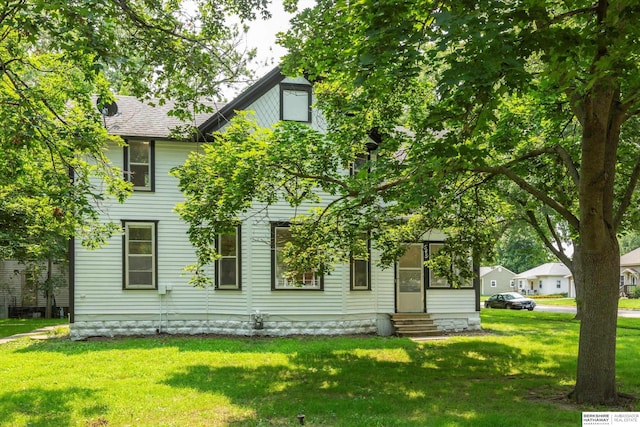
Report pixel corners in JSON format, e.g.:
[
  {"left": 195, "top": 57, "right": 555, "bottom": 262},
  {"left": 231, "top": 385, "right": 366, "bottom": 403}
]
[{"left": 396, "top": 243, "right": 425, "bottom": 312}]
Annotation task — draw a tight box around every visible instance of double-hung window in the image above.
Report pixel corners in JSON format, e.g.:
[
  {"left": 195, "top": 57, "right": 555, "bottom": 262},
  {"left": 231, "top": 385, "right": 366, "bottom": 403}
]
[
  {"left": 271, "top": 223, "right": 322, "bottom": 290},
  {"left": 280, "top": 83, "right": 312, "bottom": 123},
  {"left": 350, "top": 234, "right": 371, "bottom": 291},
  {"left": 123, "top": 221, "right": 157, "bottom": 289},
  {"left": 124, "top": 140, "right": 154, "bottom": 191},
  {"left": 490, "top": 280, "right": 497, "bottom": 288},
  {"left": 215, "top": 228, "right": 241, "bottom": 290}
]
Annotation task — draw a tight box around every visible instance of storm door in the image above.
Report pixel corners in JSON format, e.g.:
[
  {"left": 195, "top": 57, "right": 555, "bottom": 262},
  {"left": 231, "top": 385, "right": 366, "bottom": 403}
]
[{"left": 396, "top": 243, "right": 425, "bottom": 312}]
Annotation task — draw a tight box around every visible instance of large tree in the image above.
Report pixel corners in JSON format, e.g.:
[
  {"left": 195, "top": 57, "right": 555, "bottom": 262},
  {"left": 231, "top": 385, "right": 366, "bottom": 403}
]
[
  {"left": 175, "top": 0, "right": 640, "bottom": 405},
  {"left": 491, "top": 225, "right": 555, "bottom": 274},
  {"left": 0, "top": 1, "right": 267, "bottom": 259}
]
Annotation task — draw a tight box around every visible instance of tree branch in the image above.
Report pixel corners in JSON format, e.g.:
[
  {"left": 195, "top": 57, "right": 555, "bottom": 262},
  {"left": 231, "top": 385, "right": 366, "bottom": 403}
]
[
  {"left": 524, "top": 209, "right": 573, "bottom": 268},
  {"left": 554, "top": 144, "right": 580, "bottom": 187},
  {"left": 476, "top": 164, "right": 580, "bottom": 229},
  {"left": 614, "top": 151, "right": 640, "bottom": 230}
]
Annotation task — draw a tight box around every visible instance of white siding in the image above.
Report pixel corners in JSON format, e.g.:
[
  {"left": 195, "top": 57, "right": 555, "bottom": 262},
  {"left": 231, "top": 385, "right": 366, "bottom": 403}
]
[
  {"left": 72, "top": 75, "right": 480, "bottom": 337},
  {"left": 426, "top": 289, "right": 476, "bottom": 313}
]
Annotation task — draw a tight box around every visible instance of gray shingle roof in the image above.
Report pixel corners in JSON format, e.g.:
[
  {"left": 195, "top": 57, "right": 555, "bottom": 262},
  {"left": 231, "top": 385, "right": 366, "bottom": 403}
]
[
  {"left": 99, "top": 95, "right": 223, "bottom": 139},
  {"left": 621, "top": 247, "right": 640, "bottom": 267},
  {"left": 514, "top": 262, "right": 571, "bottom": 279}
]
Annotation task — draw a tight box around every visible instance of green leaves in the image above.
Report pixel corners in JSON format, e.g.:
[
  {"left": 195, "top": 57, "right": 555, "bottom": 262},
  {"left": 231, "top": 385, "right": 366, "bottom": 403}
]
[{"left": 0, "top": 0, "right": 266, "bottom": 261}]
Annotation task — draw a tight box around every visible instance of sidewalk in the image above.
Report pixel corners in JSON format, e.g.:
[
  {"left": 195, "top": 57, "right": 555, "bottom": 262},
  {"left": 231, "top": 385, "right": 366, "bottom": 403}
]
[{"left": 0, "top": 325, "right": 61, "bottom": 345}]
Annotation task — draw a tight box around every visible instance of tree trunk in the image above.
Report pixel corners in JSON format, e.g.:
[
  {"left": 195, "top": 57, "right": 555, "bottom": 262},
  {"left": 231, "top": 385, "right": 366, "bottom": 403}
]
[
  {"left": 572, "top": 242, "right": 620, "bottom": 404},
  {"left": 44, "top": 258, "right": 53, "bottom": 319},
  {"left": 571, "top": 76, "right": 622, "bottom": 404}
]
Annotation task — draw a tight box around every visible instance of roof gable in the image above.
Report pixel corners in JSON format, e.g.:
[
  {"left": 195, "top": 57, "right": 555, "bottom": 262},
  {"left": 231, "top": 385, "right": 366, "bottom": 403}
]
[
  {"left": 479, "top": 265, "right": 516, "bottom": 277},
  {"left": 198, "top": 67, "right": 286, "bottom": 138}
]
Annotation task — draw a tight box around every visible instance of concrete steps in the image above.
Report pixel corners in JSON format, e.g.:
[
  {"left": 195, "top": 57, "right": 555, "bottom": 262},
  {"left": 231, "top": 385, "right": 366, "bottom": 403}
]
[{"left": 390, "top": 313, "right": 442, "bottom": 338}]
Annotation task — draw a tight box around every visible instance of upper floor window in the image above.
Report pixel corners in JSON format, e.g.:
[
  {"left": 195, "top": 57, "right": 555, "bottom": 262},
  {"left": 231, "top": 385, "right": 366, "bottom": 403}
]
[
  {"left": 215, "top": 228, "right": 241, "bottom": 290},
  {"left": 280, "top": 83, "right": 312, "bottom": 123},
  {"left": 123, "top": 221, "right": 157, "bottom": 290},
  {"left": 271, "top": 222, "right": 322, "bottom": 290},
  {"left": 351, "top": 234, "right": 371, "bottom": 291},
  {"left": 124, "top": 140, "right": 154, "bottom": 191}
]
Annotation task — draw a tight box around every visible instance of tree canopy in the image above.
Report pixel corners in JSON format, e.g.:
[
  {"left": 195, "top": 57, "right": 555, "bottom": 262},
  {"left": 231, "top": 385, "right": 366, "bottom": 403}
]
[
  {"left": 491, "top": 226, "right": 555, "bottom": 274},
  {"left": 175, "top": 0, "right": 640, "bottom": 405},
  {"left": 0, "top": 0, "right": 268, "bottom": 260}
]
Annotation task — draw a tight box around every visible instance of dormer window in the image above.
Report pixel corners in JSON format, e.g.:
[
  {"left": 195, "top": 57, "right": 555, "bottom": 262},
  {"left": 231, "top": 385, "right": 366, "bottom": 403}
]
[
  {"left": 280, "top": 83, "right": 312, "bottom": 123},
  {"left": 124, "top": 140, "right": 154, "bottom": 191}
]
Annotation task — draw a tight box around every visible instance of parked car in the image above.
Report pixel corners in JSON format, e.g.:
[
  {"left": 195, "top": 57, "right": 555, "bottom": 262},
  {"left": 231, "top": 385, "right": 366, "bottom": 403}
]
[{"left": 484, "top": 292, "right": 536, "bottom": 311}]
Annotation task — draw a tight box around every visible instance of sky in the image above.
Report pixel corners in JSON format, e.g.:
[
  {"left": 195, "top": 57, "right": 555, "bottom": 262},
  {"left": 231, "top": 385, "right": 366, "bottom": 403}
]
[{"left": 224, "top": 1, "right": 315, "bottom": 99}]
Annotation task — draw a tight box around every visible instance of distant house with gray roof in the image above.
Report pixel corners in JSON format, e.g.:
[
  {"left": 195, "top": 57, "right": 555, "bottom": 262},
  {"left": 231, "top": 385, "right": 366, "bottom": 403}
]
[
  {"left": 513, "top": 262, "right": 573, "bottom": 296},
  {"left": 620, "top": 247, "right": 640, "bottom": 297},
  {"left": 479, "top": 265, "right": 516, "bottom": 295}
]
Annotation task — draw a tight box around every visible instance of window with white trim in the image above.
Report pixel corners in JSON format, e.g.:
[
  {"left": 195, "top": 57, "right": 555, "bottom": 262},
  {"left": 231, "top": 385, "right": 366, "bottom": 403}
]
[
  {"left": 123, "top": 221, "right": 157, "bottom": 289},
  {"left": 490, "top": 280, "right": 497, "bottom": 288},
  {"left": 124, "top": 140, "right": 154, "bottom": 191},
  {"left": 350, "top": 234, "right": 371, "bottom": 291},
  {"left": 215, "top": 228, "right": 241, "bottom": 290},
  {"left": 510, "top": 279, "right": 515, "bottom": 288},
  {"left": 271, "top": 223, "right": 322, "bottom": 290},
  {"left": 280, "top": 83, "right": 312, "bottom": 122},
  {"left": 556, "top": 280, "right": 561, "bottom": 289}
]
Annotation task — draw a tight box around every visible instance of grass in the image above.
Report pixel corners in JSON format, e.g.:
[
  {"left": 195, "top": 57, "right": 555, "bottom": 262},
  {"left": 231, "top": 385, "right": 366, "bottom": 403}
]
[
  {"left": 0, "top": 311, "right": 638, "bottom": 426},
  {"left": 531, "top": 297, "right": 640, "bottom": 310},
  {"left": 0, "top": 318, "right": 69, "bottom": 339}
]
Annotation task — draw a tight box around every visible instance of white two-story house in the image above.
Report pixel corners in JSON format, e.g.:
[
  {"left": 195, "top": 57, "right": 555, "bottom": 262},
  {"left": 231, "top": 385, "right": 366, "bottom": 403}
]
[{"left": 70, "top": 67, "right": 481, "bottom": 339}]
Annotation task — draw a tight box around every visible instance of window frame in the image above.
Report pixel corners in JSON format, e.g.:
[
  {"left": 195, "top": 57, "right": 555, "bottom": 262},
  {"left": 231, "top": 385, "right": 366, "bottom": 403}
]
[
  {"left": 271, "top": 222, "right": 323, "bottom": 291},
  {"left": 426, "top": 242, "right": 474, "bottom": 289},
  {"left": 215, "top": 227, "right": 242, "bottom": 290},
  {"left": 122, "top": 220, "right": 158, "bottom": 290},
  {"left": 123, "top": 140, "right": 155, "bottom": 192},
  {"left": 490, "top": 280, "right": 497, "bottom": 288},
  {"left": 350, "top": 235, "right": 371, "bottom": 291},
  {"left": 279, "top": 83, "right": 312, "bottom": 123}
]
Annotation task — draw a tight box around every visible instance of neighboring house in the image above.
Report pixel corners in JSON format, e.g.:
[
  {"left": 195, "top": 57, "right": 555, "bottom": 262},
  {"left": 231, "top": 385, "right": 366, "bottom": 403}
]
[
  {"left": 479, "top": 265, "right": 516, "bottom": 295},
  {"left": 70, "top": 67, "right": 481, "bottom": 340},
  {"left": 619, "top": 247, "right": 640, "bottom": 297},
  {"left": 0, "top": 260, "right": 69, "bottom": 318},
  {"left": 513, "top": 262, "right": 572, "bottom": 296}
]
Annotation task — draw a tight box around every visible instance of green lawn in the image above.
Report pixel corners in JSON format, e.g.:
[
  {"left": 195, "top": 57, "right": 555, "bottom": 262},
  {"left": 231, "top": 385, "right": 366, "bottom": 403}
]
[
  {"left": 1, "top": 311, "right": 638, "bottom": 426},
  {"left": 532, "top": 297, "right": 640, "bottom": 310},
  {"left": 0, "top": 318, "right": 69, "bottom": 339}
]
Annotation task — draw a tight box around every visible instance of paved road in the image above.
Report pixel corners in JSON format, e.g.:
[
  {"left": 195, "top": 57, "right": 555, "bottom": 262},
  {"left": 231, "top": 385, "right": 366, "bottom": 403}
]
[{"left": 535, "top": 304, "right": 640, "bottom": 318}]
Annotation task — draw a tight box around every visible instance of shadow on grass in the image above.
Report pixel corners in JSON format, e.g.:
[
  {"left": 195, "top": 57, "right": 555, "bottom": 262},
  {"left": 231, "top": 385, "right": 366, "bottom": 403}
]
[
  {"left": 160, "top": 340, "right": 571, "bottom": 426},
  {"left": 0, "top": 386, "right": 102, "bottom": 427}
]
